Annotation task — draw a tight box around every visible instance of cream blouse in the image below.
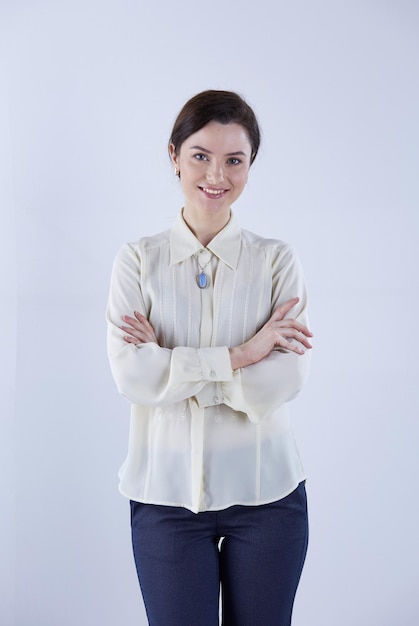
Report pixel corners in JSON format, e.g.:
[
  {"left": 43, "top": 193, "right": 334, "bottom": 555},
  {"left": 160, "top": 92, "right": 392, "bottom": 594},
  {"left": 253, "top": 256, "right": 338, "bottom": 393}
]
[{"left": 106, "top": 212, "right": 311, "bottom": 513}]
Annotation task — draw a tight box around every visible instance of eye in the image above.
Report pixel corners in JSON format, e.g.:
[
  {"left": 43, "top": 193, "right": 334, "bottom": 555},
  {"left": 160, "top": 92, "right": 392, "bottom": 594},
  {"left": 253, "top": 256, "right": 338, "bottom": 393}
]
[
  {"left": 227, "top": 157, "right": 242, "bottom": 165},
  {"left": 193, "top": 153, "right": 208, "bottom": 161}
]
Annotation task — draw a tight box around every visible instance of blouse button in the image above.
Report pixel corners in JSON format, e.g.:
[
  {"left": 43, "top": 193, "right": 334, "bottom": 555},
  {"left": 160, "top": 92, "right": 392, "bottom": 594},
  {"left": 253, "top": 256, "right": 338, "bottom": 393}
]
[
  {"left": 214, "top": 396, "right": 219, "bottom": 403},
  {"left": 199, "top": 249, "right": 211, "bottom": 263}
]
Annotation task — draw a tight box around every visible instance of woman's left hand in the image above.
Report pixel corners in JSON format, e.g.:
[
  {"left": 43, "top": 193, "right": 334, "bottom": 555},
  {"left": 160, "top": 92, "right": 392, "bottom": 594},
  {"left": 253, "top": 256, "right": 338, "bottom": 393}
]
[{"left": 121, "top": 312, "right": 158, "bottom": 345}]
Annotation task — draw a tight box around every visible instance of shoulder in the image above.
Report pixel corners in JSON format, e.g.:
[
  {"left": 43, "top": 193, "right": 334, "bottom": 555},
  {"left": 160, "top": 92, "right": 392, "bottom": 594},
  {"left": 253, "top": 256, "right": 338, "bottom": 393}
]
[
  {"left": 115, "top": 228, "right": 171, "bottom": 259},
  {"left": 110, "top": 230, "right": 171, "bottom": 279},
  {"left": 239, "top": 228, "right": 304, "bottom": 280},
  {"left": 129, "top": 228, "right": 171, "bottom": 253},
  {"left": 240, "top": 228, "right": 296, "bottom": 258}
]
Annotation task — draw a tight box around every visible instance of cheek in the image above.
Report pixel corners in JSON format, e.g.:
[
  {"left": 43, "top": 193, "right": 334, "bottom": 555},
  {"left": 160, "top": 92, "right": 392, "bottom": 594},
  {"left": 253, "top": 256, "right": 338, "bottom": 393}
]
[
  {"left": 178, "top": 166, "right": 199, "bottom": 195},
  {"left": 232, "top": 170, "right": 249, "bottom": 188},
  {"left": 179, "top": 159, "right": 200, "bottom": 178}
]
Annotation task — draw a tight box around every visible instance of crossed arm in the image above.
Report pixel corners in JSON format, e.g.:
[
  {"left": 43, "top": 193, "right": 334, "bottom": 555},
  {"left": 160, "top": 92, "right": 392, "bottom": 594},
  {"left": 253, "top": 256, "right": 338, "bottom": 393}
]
[{"left": 120, "top": 296, "right": 313, "bottom": 371}]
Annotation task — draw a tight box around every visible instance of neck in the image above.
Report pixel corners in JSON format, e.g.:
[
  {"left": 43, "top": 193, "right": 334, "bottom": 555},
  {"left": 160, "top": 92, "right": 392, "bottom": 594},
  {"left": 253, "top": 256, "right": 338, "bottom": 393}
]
[{"left": 182, "top": 208, "right": 231, "bottom": 247}]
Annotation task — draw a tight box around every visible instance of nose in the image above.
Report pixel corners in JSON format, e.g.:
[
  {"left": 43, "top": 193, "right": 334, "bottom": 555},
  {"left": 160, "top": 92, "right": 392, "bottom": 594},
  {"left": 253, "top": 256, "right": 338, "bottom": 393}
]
[{"left": 206, "top": 160, "right": 224, "bottom": 184}]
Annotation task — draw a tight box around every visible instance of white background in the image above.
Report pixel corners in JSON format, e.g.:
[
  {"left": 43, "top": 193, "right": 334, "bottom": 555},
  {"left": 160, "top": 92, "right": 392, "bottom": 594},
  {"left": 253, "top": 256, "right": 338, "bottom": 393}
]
[{"left": 1, "top": 1, "right": 418, "bottom": 624}]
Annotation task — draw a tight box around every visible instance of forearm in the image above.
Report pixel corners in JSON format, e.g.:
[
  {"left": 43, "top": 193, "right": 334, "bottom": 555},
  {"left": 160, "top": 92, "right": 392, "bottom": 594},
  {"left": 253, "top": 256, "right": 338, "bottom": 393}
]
[
  {"left": 229, "top": 345, "right": 252, "bottom": 371},
  {"left": 108, "top": 324, "right": 233, "bottom": 406},
  {"left": 229, "top": 297, "right": 312, "bottom": 371},
  {"left": 223, "top": 348, "right": 311, "bottom": 423}
]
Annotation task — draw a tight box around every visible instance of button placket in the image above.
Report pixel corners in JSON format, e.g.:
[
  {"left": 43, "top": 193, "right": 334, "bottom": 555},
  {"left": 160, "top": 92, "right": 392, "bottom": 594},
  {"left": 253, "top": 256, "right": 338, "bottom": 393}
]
[{"left": 198, "top": 254, "right": 213, "bottom": 349}]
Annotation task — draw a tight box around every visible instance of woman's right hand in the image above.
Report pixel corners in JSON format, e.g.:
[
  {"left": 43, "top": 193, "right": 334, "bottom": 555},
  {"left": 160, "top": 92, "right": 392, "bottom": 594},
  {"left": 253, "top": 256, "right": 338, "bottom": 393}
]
[
  {"left": 229, "top": 297, "right": 313, "bottom": 371},
  {"left": 120, "top": 311, "right": 159, "bottom": 346}
]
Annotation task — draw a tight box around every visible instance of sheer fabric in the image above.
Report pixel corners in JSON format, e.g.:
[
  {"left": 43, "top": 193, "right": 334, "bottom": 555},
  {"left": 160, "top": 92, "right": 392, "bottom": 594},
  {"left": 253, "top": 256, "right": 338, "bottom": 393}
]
[{"left": 107, "top": 213, "right": 310, "bottom": 513}]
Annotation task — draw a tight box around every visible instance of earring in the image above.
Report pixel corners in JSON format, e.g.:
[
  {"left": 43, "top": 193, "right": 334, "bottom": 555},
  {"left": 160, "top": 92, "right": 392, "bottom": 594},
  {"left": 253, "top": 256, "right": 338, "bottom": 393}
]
[{"left": 174, "top": 167, "right": 180, "bottom": 177}]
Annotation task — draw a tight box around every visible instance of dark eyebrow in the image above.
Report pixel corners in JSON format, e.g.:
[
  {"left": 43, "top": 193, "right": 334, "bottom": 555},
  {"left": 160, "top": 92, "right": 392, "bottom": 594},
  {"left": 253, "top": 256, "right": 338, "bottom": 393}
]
[
  {"left": 189, "top": 145, "right": 212, "bottom": 153},
  {"left": 189, "top": 145, "right": 248, "bottom": 157}
]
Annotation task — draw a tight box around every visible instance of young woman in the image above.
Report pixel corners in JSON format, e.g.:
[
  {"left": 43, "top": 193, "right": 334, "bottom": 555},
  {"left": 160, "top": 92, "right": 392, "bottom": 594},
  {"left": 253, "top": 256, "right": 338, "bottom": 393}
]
[{"left": 106, "top": 90, "right": 313, "bottom": 626}]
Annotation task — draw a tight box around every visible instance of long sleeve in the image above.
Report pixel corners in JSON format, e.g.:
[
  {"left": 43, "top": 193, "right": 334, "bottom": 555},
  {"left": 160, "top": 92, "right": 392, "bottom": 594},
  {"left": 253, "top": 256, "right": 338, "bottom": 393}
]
[
  {"left": 220, "top": 243, "right": 311, "bottom": 423},
  {"left": 106, "top": 243, "right": 233, "bottom": 407},
  {"left": 108, "top": 216, "right": 310, "bottom": 513}
]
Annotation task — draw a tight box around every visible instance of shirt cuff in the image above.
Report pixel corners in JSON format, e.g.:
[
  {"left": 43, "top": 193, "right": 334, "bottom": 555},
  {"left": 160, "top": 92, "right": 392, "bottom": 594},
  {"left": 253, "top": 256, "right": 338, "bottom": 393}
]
[
  {"left": 194, "top": 347, "right": 233, "bottom": 408},
  {"left": 195, "top": 382, "right": 224, "bottom": 408},
  {"left": 197, "top": 346, "right": 233, "bottom": 382}
]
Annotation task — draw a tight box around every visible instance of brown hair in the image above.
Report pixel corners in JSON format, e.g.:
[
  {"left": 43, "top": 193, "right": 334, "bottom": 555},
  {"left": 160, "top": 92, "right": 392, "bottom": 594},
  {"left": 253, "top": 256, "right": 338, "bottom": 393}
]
[{"left": 169, "top": 90, "right": 261, "bottom": 165}]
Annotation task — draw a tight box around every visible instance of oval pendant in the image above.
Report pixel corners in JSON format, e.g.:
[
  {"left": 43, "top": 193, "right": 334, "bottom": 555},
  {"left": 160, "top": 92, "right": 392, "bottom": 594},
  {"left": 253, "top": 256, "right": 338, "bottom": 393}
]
[{"left": 197, "top": 272, "right": 208, "bottom": 289}]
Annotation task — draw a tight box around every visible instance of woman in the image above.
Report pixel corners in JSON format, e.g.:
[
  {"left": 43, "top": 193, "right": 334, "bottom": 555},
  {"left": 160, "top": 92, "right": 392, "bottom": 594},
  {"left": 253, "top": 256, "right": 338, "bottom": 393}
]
[{"left": 106, "top": 90, "right": 313, "bottom": 626}]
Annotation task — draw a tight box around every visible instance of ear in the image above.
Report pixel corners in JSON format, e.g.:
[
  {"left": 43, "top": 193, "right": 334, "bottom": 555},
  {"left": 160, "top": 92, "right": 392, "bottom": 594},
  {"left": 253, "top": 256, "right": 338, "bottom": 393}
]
[{"left": 169, "top": 143, "right": 178, "bottom": 167}]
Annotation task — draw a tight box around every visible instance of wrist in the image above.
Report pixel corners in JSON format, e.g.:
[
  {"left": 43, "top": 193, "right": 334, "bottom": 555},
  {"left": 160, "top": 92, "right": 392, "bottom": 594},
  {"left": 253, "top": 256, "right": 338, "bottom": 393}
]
[{"left": 229, "top": 345, "right": 251, "bottom": 370}]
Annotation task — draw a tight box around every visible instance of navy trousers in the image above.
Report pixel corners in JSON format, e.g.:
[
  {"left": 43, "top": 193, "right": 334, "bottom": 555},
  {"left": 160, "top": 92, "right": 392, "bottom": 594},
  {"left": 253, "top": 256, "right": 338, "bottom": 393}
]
[{"left": 130, "top": 482, "right": 308, "bottom": 626}]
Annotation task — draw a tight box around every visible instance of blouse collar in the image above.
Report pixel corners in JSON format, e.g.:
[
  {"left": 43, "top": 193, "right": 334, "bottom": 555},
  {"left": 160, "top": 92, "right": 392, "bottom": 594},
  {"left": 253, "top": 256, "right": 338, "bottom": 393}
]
[{"left": 169, "top": 211, "right": 241, "bottom": 270}]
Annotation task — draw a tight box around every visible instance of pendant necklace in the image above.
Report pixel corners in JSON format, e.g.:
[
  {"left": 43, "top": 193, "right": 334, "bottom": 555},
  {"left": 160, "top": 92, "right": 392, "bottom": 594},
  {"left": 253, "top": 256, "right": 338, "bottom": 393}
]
[{"left": 195, "top": 255, "right": 212, "bottom": 289}]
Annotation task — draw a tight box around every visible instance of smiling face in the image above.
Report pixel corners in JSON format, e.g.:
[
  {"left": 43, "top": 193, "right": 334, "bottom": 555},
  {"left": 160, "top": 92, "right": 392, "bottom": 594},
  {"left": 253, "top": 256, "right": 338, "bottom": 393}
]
[{"left": 169, "top": 121, "right": 252, "bottom": 227}]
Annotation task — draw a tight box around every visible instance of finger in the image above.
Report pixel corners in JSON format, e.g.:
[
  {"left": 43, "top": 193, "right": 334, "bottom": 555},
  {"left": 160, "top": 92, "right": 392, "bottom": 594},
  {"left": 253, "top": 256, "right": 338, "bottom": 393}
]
[
  {"left": 121, "top": 326, "right": 155, "bottom": 343},
  {"left": 275, "top": 336, "right": 306, "bottom": 355},
  {"left": 271, "top": 297, "right": 300, "bottom": 321},
  {"left": 120, "top": 325, "right": 140, "bottom": 336},
  {"left": 275, "top": 327, "right": 313, "bottom": 349},
  {"left": 134, "top": 311, "right": 158, "bottom": 339},
  {"left": 294, "top": 333, "right": 313, "bottom": 350},
  {"left": 134, "top": 311, "right": 154, "bottom": 327},
  {"left": 274, "top": 320, "right": 313, "bottom": 337},
  {"left": 121, "top": 313, "right": 157, "bottom": 346},
  {"left": 289, "top": 344, "right": 306, "bottom": 355},
  {"left": 123, "top": 335, "right": 140, "bottom": 344},
  {"left": 121, "top": 315, "right": 153, "bottom": 336},
  {"left": 122, "top": 314, "right": 142, "bottom": 327}
]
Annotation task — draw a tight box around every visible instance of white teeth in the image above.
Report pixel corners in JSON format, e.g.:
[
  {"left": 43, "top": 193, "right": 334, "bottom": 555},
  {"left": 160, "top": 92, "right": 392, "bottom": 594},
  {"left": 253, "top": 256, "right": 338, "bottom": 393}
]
[{"left": 201, "top": 187, "right": 224, "bottom": 195}]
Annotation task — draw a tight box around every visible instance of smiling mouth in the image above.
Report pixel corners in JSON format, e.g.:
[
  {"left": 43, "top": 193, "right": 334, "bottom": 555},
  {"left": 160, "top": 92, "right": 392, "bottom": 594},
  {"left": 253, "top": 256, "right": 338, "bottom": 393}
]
[{"left": 199, "top": 186, "right": 227, "bottom": 196}]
